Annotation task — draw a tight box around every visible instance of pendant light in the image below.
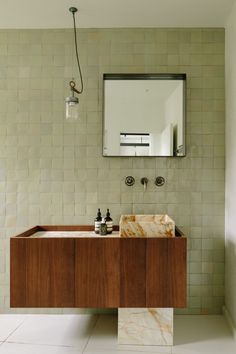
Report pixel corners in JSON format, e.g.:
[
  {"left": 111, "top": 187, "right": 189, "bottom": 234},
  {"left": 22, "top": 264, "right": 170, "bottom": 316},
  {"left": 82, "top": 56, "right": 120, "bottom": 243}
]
[{"left": 65, "top": 7, "right": 83, "bottom": 121}]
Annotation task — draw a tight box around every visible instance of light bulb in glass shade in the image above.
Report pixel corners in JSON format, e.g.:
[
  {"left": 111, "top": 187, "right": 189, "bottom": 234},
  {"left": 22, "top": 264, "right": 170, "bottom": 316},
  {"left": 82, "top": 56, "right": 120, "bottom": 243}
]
[{"left": 65, "top": 96, "right": 79, "bottom": 120}]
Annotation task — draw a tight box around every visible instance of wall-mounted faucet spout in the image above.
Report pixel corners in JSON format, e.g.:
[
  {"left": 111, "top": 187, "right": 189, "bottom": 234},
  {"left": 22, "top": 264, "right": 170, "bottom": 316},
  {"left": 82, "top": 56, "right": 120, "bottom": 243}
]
[{"left": 140, "top": 177, "right": 148, "bottom": 192}]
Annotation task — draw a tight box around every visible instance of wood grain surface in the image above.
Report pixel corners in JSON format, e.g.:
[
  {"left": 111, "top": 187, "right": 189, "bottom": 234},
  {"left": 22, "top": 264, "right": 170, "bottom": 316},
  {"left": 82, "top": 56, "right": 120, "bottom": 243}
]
[
  {"left": 75, "top": 238, "right": 120, "bottom": 307},
  {"left": 146, "top": 238, "right": 187, "bottom": 307},
  {"left": 11, "top": 238, "right": 75, "bottom": 307},
  {"left": 120, "top": 238, "right": 146, "bottom": 307}
]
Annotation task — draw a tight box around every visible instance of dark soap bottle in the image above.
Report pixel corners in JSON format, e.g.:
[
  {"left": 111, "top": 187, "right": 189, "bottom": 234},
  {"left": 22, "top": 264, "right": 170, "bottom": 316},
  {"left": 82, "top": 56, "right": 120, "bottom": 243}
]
[
  {"left": 94, "top": 208, "right": 102, "bottom": 234},
  {"left": 105, "top": 208, "right": 113, "bottom": 234},
  {"left": 100, "top": 217, "right": 107, "bottom": 235}
]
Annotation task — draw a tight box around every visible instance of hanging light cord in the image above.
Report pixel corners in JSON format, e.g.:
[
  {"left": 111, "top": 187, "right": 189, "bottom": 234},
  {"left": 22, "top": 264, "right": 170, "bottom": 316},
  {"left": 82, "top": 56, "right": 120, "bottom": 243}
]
[{"left": 72, "top": 11, "right": 83, "bottom": 94}]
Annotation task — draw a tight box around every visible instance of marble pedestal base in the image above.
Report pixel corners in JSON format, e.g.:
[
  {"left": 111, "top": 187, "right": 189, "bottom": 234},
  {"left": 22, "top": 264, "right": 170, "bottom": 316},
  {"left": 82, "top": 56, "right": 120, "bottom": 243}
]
[{"left": 118, "top": 308, "right": 173, "bottom": 346}]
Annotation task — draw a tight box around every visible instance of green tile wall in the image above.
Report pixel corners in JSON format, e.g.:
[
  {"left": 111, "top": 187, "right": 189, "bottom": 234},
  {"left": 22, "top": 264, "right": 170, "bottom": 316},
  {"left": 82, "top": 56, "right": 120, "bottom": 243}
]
[{"left": 0, "top": 28, "right": 225, "bottom": 314}]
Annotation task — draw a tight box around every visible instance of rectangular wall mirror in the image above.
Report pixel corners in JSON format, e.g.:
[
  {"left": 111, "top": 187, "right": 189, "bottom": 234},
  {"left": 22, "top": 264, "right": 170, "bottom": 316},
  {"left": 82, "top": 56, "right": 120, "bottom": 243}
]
[{"left": 103, "top": 73, "right": 186, "bottom": 157}]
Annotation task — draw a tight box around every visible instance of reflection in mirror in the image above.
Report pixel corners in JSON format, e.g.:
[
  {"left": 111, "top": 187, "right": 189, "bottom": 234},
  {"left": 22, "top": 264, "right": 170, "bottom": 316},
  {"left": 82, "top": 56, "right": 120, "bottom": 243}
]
[
  {"left": 103, "top": 74, "right": 186, "bottom": 157},
  {"left": 120, "top": 133, "right": 150, "bottom": 156}
]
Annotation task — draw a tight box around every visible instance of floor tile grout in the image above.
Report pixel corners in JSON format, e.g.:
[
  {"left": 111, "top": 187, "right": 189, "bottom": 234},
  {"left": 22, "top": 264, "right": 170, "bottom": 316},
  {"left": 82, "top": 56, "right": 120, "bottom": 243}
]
[
  {"left": 3, "top": 314, "right": 99, "bottom": 350},
  {"left": 3, "top": 317, "right": 27, "bottom": 344},
  {"left": 5, "top": 340, "right": 78, "bottom": 348},
  {"left": 82, "top": 314, "right": 100, "bottom": 353},
  {"left": 0, "top": 314, "right": 235, "bottom": 353}
]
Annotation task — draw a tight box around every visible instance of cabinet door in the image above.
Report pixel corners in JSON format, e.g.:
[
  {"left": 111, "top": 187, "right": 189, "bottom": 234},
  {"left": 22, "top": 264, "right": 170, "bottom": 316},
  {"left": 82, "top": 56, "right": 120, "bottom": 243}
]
[
  {"left": 146, "top": 238, "right": 168, "bottom": 307},
  {"left": 75, "top": 238, "right": 120, "bottom": 307},
  {"left": 146, "top": 238, "right": 187, "bottom": 307},
  {"left": 11, "top": 238, "right": 75, "bottom": 307},
  {"left": 120, "top": 238, "right": 146, "bottom": 307},
  {"left": 166, "top": 237, "right": 187, "bottom": 307}
]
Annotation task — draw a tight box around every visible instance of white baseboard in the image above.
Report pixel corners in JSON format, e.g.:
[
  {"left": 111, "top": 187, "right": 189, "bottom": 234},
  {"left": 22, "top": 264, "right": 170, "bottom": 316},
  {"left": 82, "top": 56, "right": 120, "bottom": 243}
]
[{"left": 223, "top": 306, "right": 236, "bottom": 340}]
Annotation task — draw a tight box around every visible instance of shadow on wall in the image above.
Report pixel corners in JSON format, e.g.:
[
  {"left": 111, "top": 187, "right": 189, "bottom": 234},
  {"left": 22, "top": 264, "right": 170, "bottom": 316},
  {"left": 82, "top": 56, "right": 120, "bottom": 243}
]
[
  {"left": 173, "top": 315, "right": 232, "bottom": 345},
  {"left": 225, "top": 238, "right": 236, "bottom": 329}
]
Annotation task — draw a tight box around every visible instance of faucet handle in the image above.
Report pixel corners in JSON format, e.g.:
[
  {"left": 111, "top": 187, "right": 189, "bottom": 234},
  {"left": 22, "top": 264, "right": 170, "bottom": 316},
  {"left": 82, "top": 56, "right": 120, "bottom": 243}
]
[
  {"left": 125, "top": 176, "right": 135, "bottom": 186},
  {"left": 155, "top": 176, "right": 165, "bottom": 187}
]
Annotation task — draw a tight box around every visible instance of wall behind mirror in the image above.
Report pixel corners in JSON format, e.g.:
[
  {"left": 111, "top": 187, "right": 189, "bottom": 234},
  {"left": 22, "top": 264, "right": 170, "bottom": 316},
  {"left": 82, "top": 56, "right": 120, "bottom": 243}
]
[{"left": 103, "top": 74, "right": 186, "bottom": 157}]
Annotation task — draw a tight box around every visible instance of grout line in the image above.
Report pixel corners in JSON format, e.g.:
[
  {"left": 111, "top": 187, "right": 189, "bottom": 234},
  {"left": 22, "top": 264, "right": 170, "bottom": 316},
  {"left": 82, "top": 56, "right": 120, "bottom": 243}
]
[
  {"left": 6, "top": 340, "right": 75, "bottom": 348},
  {"left": 82, "top": 314, "right": 100, "bottom": 353},
  {"left": 3, "top": 316, "right": 28, "bottom": 343}
]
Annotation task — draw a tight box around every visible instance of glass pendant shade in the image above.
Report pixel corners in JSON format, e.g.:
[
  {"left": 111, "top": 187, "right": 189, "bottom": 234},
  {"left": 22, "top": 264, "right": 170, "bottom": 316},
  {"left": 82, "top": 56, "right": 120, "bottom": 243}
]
[{"left": 65, "top": 96, "right": 79, "bottom": 120}]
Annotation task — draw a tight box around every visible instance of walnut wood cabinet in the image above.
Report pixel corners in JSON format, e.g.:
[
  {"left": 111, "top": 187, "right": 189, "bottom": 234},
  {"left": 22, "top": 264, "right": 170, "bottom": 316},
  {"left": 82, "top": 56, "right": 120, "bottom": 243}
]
[
  {"left": 10, "top": 225, "right": 187, "bottom": 308},
  {"left": 75, "top": 238, "right": 120, "bottom": 307},
  {"left": 120, "top": 238, "right": 146, "bottom": 307},
  {"left": 11, "top": 238, "right": 75, "bottom": 307}
]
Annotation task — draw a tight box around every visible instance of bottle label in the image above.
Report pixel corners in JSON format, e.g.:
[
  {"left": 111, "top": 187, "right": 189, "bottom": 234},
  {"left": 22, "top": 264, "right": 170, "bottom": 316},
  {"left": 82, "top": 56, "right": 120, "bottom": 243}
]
[
  {"left": 100, "top": 223, "right": 107, "bottom": 235},
  {"left": 106, "top": 221, "right": 113, "bottom": 233},
  {"left": 95, "top": 221, "right": 101, "bottom": 232}
]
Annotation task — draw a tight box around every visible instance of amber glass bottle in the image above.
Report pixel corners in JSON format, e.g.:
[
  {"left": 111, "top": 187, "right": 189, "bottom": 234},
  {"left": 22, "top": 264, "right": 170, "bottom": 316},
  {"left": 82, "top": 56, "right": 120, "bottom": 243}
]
[
  {"left": 105, "top": 209, "right": 113, "bottom": 234},
  {"left": 94, "top": 208, "right": 102, "bottom": 234}
]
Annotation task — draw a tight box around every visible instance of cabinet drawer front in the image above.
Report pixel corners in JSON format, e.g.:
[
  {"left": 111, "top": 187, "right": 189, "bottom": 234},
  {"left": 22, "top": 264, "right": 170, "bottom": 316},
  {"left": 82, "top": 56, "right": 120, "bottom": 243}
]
[
  {"left": 11, "top": 239, "right": 75, "bottom": 307},
  {"left": 120, "top": 238, "right": 146, "bottom": 307},
  {"left": 146, "top": 238, "right": 187, "bottom": 307},
  {"left": 75, "top": 238, "right": 120, "bottom": 307}
]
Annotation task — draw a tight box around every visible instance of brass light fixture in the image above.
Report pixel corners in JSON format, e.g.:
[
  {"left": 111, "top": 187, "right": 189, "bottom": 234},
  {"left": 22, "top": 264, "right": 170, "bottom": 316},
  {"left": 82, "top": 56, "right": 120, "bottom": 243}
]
[{"left": 65, "top": 7, "right": 83, "bottom": 120}]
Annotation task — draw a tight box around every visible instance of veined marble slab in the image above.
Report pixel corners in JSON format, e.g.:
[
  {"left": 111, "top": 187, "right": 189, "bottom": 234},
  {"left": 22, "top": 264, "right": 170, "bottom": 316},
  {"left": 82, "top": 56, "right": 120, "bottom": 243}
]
[
  {"left": 118, "top": 308, "right": 173, "bottom": 346},
  {"left": 119, "top": 215, "right": 175, "bottom": 237},
  {"left": 29, "top": 231, "right": 120, "bottom": 238}
]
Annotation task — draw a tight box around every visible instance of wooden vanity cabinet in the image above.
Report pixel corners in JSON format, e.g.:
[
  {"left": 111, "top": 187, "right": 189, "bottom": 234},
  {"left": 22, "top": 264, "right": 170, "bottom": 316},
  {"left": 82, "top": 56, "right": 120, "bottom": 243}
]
[
  {"left": 10, "top": 226, "right": 187, "bottom": 308},
  {"left": 10, "top": 238, "right": 75, "bottom": 307}
]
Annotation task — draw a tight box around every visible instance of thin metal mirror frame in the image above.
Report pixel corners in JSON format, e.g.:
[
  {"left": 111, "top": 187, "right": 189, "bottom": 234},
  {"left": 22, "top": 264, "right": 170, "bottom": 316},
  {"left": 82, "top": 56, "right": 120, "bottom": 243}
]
[{"left": 103, "top": 73, "right": 186, "bottom": 157}]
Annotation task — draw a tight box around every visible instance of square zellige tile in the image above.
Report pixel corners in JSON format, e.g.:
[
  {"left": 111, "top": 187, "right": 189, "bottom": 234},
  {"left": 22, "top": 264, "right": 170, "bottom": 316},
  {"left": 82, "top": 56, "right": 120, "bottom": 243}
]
[
  {"left": 0, "top": 315, "right": 26, "bottom": 341},
  {"left": 7, "top": 315, "right": 97, "bottom": 349}
]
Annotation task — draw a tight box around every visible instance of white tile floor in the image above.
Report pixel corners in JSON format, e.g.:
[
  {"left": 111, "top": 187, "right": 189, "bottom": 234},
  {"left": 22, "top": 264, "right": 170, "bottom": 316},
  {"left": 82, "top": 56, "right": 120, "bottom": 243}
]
[{"left": 0, "top": 314, "right": 235, "bottom": 354}]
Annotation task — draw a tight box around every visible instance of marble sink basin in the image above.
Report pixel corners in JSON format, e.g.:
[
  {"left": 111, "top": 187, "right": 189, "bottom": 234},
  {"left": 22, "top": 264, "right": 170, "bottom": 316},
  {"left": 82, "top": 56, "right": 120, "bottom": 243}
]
[{"left": 119, "top": 214, "right": 175, "bottom": 238}]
